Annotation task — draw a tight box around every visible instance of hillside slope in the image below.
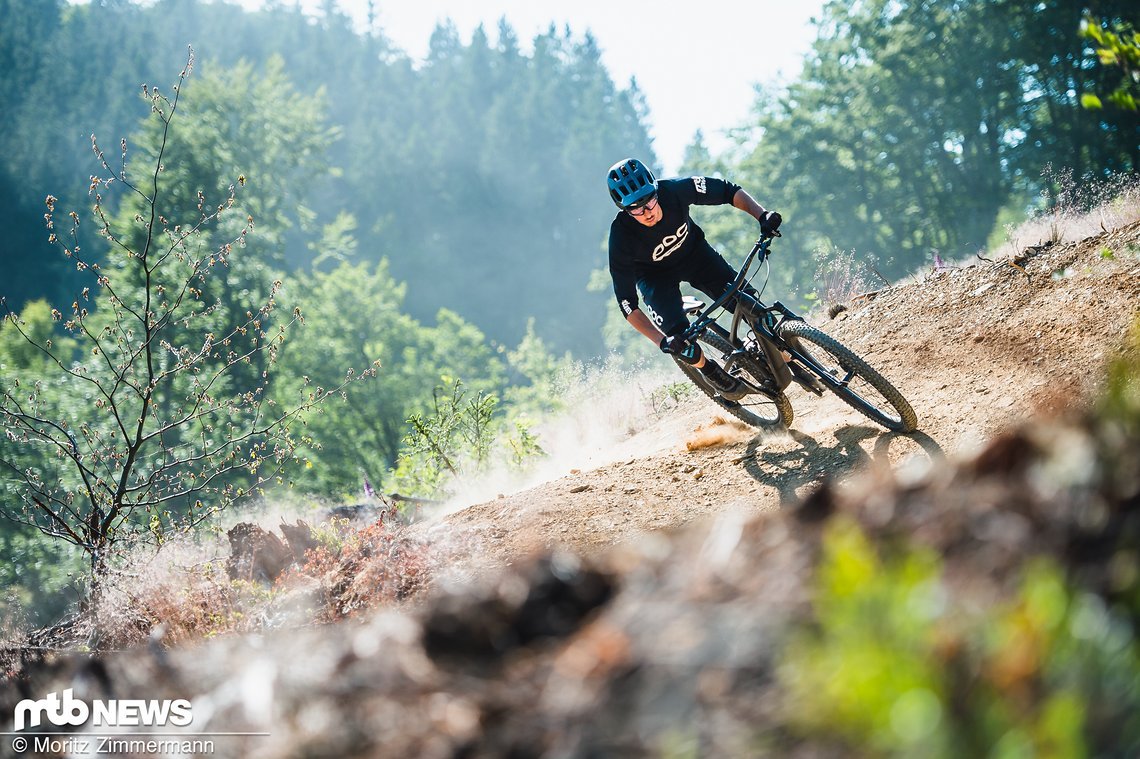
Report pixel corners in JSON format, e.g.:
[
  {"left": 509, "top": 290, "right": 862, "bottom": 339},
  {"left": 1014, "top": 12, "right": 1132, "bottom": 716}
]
[{"left": 436, "top": 220, "right": 1140, "bottom": 568}]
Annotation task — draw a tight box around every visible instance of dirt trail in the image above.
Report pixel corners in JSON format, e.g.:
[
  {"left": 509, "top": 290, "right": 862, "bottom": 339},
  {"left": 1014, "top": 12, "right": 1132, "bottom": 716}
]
[{"left": 431, "top": 221, "right": 1140, "bottom": 572}]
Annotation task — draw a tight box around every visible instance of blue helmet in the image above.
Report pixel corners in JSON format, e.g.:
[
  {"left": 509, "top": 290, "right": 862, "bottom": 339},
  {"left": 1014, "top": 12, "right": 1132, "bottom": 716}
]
[{"left": 607, "top": 158, "right": 657, "bottom": 209}]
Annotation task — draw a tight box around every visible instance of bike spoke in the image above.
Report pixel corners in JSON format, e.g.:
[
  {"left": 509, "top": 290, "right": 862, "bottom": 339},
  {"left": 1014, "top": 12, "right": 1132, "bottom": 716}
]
[{"left": 778, "top": 320, "right": 917, "bottom": 432}]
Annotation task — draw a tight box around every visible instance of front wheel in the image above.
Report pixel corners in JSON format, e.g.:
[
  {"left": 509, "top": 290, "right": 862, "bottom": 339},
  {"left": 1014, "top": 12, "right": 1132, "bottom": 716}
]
[
  {"left": 674, "top": 329, "right": 793, "bottom": 430},
  {"left": 776, "top": 320, "right": 918, "bottom": 433}
]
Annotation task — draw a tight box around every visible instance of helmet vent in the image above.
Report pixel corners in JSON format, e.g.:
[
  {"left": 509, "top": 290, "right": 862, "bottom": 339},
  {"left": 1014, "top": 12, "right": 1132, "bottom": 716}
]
[{"left": 605, "top": 157, "right": 658, "bottom": 209}]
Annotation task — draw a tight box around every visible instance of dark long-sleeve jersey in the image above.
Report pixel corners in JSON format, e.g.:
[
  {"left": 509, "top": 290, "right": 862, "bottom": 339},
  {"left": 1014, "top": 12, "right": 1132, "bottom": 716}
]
[{"left": 607, "top": 176, "right": 741, "bottom": 317}]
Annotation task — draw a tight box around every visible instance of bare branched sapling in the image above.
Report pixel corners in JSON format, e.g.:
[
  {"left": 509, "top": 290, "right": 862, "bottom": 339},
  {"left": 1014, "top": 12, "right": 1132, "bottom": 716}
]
[{"left": 0, "top": 48, "right": 376, "bottom": 585}]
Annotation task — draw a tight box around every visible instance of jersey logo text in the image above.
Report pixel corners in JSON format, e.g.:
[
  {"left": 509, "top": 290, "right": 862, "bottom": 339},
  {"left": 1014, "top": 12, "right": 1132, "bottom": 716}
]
[
  {"left": 652, "top": 223, "right": 689, "bottom": 262},
  {"left": 645, "top": 304, "right": 664, "bottom": 326},
  {"left": 692, "top": 177, "right": 706, "bottom": 193}
]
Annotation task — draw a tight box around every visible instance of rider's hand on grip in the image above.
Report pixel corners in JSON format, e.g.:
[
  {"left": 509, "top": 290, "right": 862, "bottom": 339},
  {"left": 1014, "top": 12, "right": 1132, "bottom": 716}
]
[
  {"left": 759, "top": 210, "right": 782, "bottom": 237},
  {"left": 660, "top": 335, "right": 702, "bottom": 365}
]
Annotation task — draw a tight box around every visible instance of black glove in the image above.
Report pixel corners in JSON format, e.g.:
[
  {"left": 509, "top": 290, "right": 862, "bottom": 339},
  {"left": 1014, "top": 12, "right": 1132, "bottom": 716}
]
[
  {"left": 759, "top": 210, "right": 782, "bottom": 236},
  {"left": 660, "top": 334, "right": 701, "bottom": 365}
]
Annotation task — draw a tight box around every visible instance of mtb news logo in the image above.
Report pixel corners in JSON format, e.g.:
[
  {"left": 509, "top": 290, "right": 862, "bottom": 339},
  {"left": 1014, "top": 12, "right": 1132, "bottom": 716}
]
[{"left": 13, "top": 689, "right": 193, "bottom": 731}]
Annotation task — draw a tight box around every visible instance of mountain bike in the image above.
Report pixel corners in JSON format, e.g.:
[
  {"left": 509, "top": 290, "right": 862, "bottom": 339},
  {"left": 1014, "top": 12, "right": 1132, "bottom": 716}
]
[{"left": 671, "top": 231, "right": 918, "bottom": 433}]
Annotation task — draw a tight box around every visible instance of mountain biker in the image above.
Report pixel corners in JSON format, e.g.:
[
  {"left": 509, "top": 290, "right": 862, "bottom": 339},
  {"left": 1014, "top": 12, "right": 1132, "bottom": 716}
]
[{"left": 606, "top": 157, "right": 782, "bottom": 395}]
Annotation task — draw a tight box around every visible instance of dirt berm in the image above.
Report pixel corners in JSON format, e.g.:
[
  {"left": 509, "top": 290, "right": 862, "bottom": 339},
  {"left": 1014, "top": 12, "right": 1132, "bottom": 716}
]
[{"left": 439, "top": 219, "right": 1140, "bottom": 569}]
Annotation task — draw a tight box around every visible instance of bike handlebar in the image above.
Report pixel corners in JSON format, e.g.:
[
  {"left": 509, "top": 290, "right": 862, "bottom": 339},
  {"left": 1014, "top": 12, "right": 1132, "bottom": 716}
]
[{"left": 680, "top": 231, "right": 778, "bottom": 342}]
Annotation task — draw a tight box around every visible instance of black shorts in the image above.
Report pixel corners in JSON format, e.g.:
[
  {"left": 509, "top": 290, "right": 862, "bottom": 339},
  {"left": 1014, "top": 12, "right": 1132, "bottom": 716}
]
[{"left": 636, "top": 240, "right": 742, "bottom": 337}]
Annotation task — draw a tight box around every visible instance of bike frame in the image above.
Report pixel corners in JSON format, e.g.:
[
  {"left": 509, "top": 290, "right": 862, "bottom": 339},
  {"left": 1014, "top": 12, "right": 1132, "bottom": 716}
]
[{"left": 679, "top": 234, "right": 859, "bottom": 398}]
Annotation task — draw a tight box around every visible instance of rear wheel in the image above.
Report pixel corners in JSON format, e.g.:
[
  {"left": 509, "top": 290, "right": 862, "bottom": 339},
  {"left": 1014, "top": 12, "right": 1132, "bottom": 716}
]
[
  {"left": 674, "top": 329, "right": 792, "bottom": 429},
  {"left": 776, "top": 319, "right": 917, "bottom": 432}
]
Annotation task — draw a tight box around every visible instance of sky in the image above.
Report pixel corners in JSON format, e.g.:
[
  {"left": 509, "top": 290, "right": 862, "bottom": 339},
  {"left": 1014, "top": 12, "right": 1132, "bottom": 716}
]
[{"left": 229, "top": 0, "right": 825, "bottom": 174}]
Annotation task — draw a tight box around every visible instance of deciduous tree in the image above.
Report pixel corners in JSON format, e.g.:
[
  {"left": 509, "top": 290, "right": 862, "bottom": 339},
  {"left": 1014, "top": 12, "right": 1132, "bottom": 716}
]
[{"left": 0, "top": 52, "right": 372, "bottom": 613}]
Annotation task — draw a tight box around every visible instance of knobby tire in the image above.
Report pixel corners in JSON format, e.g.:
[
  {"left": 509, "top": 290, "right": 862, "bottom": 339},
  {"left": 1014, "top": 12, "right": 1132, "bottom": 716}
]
[
  {"left": 776, "top": 320, "right": 918, "bottom": 432},
  {"left": 674, "top": 329, "right": 793, "bottom": 429}
]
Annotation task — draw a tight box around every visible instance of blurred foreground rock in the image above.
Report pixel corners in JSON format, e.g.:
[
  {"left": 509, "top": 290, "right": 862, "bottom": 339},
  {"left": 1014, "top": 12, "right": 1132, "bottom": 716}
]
[{"left": 2, "top": 398, "right": 1138, "bottom": 757}]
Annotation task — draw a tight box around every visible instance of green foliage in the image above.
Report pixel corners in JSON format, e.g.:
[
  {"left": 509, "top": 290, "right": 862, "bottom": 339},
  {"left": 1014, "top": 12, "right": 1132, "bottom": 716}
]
[
  {"left": 0, "top": 299, "right": 77, "bottom": 371},
  {"left": 388, "top": 371, "right": 550, "bottom": 499},
  {"left": 784, "top": 518, "right": 945, "bottom": 752},
  {"left": 503, "top": 318, "right": 578, "bottom": 417},
  {"left": 781, "top": 516, "right": 1140, "bottom": 756},
  {"left": 0, "top": 52, "right": 371, "bottom": 603},
  {"left": 4, "top": 0, "right": 1136, "bottom": 359},
  {"left": 306, "top": 517, "right": 354, "bottom": 555},
  {"left": 0, "top": 524, "right": 84, "bottom": 627},
  {"left": 506, "top": 421, "right": 545, "bottom": 470},
  {"left": 368, "top": 23, "right": 644, "bottom": 356},
  {"left": 391, "top": 379, "right": 500, "bottom": 497},
  {"left": 0, "top": 301, "right": 85, "bottom": 623},
  {"left": 648, "top": 381, "right": 696, "bottom": 416},
  {"left": 272, "top": 260, "right": 506, "bottom": 497},
  {"left": 723, "top": 0, "right": 1139, "bottom": 303},
  {"left": 993, "top": 2, "right": 1140, "bottom": 188},
  {"left": 0, "top": 0, "right": 650, "bottom": 358},
  {"left": 1081, "top": 15, "right": 1140, "bottom": 111},
  {"left": 104, "top": 54, "right": 339, "bottom": 365},
  {"left": 734, "top": 0, "right": 1019, "bottom": 289}
]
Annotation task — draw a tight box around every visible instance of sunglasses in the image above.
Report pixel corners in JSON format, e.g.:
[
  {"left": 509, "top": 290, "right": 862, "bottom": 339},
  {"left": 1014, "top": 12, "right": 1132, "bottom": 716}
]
[{"left": 626, "top": 195, "right": 660, "bottom": 217}]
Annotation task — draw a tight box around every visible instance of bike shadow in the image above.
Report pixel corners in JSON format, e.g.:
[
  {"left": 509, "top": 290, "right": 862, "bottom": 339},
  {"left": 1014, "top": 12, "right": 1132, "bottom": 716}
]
[
  {"left": 739, "top": 425, "right": 946, "bottom": 507},
  {"left": 872, "top": 428, "right": 946, "bottom": 464}
]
